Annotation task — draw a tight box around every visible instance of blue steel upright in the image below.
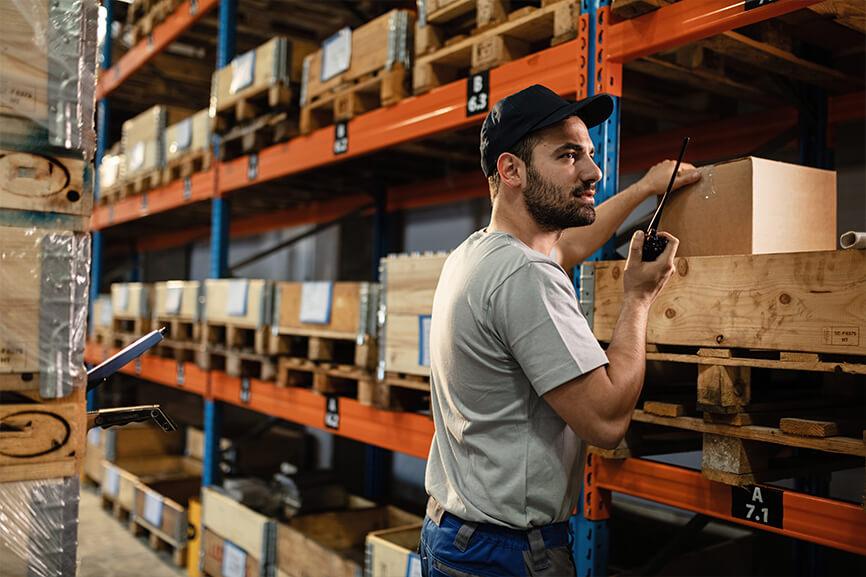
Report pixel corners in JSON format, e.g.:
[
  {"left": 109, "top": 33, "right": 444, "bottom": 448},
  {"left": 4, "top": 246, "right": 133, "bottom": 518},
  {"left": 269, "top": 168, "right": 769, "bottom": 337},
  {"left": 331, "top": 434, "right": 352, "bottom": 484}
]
[
  {"left": 203, "top": 0, "right": 237, "bottom": 488},
  {"left": 88, "top": 0, "right": 114, "bottom": 411},
  {"left": 571, "top": 0, "right": 613, "bottom": 574}
]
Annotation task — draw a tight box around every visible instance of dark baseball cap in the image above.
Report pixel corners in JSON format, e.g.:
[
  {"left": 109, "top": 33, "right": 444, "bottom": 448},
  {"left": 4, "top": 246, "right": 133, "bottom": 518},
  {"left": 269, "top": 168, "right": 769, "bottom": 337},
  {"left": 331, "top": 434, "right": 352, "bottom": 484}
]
[{"left": 480, "top": 85, "right": 614, "bottom": 177}]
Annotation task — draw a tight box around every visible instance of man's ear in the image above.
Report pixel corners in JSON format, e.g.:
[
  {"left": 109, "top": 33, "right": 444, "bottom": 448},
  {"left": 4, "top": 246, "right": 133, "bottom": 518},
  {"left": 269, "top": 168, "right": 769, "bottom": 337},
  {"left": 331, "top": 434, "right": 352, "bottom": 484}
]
[{"left": 496, "top": 153, "right": 523, "bottom": 188}]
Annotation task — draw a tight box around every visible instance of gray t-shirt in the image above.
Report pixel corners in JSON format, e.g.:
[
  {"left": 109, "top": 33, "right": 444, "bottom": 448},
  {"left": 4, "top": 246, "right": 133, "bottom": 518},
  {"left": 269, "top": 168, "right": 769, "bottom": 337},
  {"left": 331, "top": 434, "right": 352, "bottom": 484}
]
[{"left": 425, "top": 229, "right": 609, "bottom": 529}]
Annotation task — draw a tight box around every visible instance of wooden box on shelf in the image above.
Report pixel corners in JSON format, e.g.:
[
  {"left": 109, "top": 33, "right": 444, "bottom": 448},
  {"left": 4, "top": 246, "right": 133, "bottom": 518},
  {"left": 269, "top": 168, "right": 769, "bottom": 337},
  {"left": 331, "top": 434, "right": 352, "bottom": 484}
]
[
  {"left": 84, "top": 423, "right": 184, "bottom": 485},
  {"left": 202, "top": 487, "right": 275, "bottom": 577},
  {"left": 365, "top": 524, "right": 423, "bottom": 577},
  {"left": 203, "top": 279, "right": 273, "bottom": 329},
  {"left": 122, "top": 105, "right": 194, "bottom": 180},
  {"left": 131, "top": 470, "right": 203, "bottom": 564},
  {"left": 101, "top": 454, "right": 201, "bottom": 517},
  {"left": 659, "top": 157, "right": 836, "bottom": 257}
]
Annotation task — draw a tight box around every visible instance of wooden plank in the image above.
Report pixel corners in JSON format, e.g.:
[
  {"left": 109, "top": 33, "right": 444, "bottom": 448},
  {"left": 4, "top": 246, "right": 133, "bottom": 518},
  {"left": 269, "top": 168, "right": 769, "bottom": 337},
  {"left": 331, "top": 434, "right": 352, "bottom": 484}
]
[
  {"left": 643, "top": 401, "right": 685, "bottom": 417},
  {"left": 382, "top": 253, "right": 447, "bottom": 316},
  {"left": 0, "top": 151, "right": 92, "bottom": 216},
  {"left": 646, "top": 350, "right": 866, "bottom": 375},
  {"left": 590, "top": 250, "right": 866, "bottom": 356},
  {"left": 202, "top": 528, "right": 260, "bottom": 577},
  {"left": 780, "top": 418, "right": 840, "bottom": 438},
  {"left": 696, "top": 364, "right": 750, "bottom": 414},
  {"left": 808, "top": 0, "right": 866, "bottom": 35},
  {"left": 383, "top": 313, "right": 430, "bottom": 377},
  {"left": 202, "top": 487, "right": 270, "bottom": 567},
  {"left": 273, "top": 282, "right": 374, "bottom": 339},
  {"left": 427, "top": 0, "right": 476, "bottom": 24}
]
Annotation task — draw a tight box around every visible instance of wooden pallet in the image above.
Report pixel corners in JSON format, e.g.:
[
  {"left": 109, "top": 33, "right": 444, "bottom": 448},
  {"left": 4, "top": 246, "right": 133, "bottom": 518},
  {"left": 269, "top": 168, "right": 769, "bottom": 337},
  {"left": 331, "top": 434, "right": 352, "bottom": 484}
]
[
  {"left": 162, "top": 149, "right": 211, "bottom": 184},
  {"left": 96, "top": 183, "right": 125, "bottom": 206},
  {"left": 93, "top": 327, "right": 114, "bottom": 346},
  {"left": 213, "top": 84, "right": 293, "bottom": 134},
  {"left": 269, "top": 332, "right": 376, "bottom": 370},
  {"left": 98, "top": 169, "right": 163, "bottom": 206},
  {"left": 130, "top": 516, "right": 188, "bottom": 567},
  {"left": 413, "top": 0, "right": 578, "bottom": 94},
  {"left": 276, "top": 356, "right": 375, "bottom": 401},
  {"left": 200, "top": 348, "right": 276, "bottom": 381},
  {"left": 201, "top": 322, "right": 271, "bottom": 355},
  {"left": 153, "top": 317, "right": 201, "bottom": 342},
  {"left": 101, "top": 494, "right": 133, "bottom": 523},
  {"left": 112, "top": 317, "right": 152, "bottom": 339},
  {"left": 129, "top": 0, "right": 181, "bottom": 44},
  {"left": 377, "top": 372, "right": 431, "bottom": 412},
  {"left": 218, "top": 111, "right": 297, "bottom": 161},
  {"left": 300, "top": 65, "right": 409, "bottom": 135},
  {"left": 151, "top": 340, "right": 199, "bottom": 363}
]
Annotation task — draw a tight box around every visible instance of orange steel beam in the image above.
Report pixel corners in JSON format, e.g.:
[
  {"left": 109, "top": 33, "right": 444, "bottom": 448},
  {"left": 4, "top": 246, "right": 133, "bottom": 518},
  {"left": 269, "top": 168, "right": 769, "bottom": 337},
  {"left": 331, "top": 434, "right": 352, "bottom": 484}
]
[
  {"left": 96, "top": 0, "right": 219, "bottom": 99},
  {"left": 210, "top": 372, "right": 434, "bottom": 459},
  {"left": 595, "top": 457, "right": 866, "bottom": 557},
  {"left": 84, "top": 342, "right": 209, "bottom": 397},
  {"left": 219, "top": 40, "right": 583, "bottom": 193}
]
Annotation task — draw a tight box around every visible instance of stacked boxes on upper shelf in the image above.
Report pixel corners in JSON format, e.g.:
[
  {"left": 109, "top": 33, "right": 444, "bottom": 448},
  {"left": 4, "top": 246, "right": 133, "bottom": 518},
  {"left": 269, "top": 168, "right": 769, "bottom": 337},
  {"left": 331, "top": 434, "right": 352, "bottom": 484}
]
[{"left": 0, "top": 0, "right": 97, "bottom": 574}]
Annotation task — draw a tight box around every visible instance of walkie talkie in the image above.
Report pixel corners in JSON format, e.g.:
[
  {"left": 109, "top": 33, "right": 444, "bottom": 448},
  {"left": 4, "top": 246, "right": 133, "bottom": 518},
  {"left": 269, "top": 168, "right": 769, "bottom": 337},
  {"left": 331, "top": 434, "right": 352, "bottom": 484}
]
[{"left": 642, "top": 136, "right": 690, "bottom": 262}]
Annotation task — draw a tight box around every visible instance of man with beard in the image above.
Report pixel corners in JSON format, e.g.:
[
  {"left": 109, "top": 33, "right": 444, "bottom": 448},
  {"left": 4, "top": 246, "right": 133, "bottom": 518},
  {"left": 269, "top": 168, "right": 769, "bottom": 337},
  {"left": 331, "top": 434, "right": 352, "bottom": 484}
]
[{"left": 419, "top": 85, "right": 700, "bottom": 577}]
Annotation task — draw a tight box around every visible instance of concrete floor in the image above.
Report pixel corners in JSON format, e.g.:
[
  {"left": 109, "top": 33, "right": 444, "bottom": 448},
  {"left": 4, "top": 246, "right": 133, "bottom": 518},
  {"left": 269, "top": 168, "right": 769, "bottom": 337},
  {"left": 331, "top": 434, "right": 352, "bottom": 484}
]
[{"left": 77, "top": 487, "right": 186, "bottom": 577}]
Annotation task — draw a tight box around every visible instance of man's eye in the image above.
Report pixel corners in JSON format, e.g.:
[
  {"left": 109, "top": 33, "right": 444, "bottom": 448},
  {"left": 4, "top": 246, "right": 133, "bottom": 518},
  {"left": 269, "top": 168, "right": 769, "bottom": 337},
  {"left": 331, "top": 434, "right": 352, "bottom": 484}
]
[{"left": 562, "top": 152, "right": 577, "bottom": 159}]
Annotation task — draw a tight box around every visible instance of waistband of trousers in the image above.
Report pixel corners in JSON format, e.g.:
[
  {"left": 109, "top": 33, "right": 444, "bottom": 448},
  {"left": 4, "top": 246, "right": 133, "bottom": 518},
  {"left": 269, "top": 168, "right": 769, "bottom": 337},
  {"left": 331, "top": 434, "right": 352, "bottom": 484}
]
[{"left": 436, "top": 510, "right": 571, "bottom": 549}]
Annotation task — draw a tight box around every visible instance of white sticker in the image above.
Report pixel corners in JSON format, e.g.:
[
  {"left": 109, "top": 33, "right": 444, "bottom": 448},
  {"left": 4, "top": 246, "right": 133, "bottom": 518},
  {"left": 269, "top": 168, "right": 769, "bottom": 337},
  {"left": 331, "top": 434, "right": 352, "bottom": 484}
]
[
  {"left": 129, "top": 142, "right": 145, "bottom": 171},
  {"left": 406, "top": 552, "right": 422, "bottom": 577},
  {"left": 230, "top": 50, "right": 256, "bottom": 94},
  {"left": 221, "top": 541, "right": 247, "bottom": 577},
  {"left": 165, "top": 285, "right": 184, "bottom": 315},
  {"left": 99, "top": 299, "right": 113, "bottom": 327},
  {"left": 103, "top": 466, "right": 120, "bottom": 497},
  {"left": 87, "top": 427, "right": 101, "bottom": 446},
  {"left": 226, "top": 279, "right": 249, "bottom": 317},
  {"left": 174, "top": 118, "right": 192, "bottom": 153},
  {"left": 142, "top": 491, "right": 164, "bottom": 527},
  {"left": 321, "top": 27, "right": 352, "bottom": 81},
  {"left": 116, "top": 284, "right": 129, "bottom": 313},
  {"left": 300, "top": 282, "right": 333, "bottom": 325},
  {"left": 418, "top": 315, "right": 432, "bottom": 367}
]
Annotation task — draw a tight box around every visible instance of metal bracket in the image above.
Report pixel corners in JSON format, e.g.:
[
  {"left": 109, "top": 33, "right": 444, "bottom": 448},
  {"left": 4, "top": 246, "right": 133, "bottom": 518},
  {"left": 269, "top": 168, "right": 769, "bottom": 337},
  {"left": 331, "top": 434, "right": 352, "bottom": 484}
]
[{"left": 578, "top": 264, "right": 595, "bottom": 329}]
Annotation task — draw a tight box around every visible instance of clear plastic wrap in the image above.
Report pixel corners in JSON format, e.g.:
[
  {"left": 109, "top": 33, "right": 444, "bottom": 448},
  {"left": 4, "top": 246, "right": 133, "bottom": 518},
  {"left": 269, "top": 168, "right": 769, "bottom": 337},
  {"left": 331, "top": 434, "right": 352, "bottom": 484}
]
[
  {"left": 0, "top": 226, "right": 90, "bottom": 398},
  {"left": 0, "top": 0, "right": 98, "bottom": 158},
  {"left": 0, "top": 477, "right": 80, "bottom": 577}
]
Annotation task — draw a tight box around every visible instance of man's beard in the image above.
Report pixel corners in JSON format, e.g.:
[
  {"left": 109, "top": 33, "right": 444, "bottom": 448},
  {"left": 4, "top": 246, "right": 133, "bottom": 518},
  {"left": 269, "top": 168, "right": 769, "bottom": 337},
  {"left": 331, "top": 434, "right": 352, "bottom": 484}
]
[{"left": 523, "top": 164, "right": 596, "bottom": 232}]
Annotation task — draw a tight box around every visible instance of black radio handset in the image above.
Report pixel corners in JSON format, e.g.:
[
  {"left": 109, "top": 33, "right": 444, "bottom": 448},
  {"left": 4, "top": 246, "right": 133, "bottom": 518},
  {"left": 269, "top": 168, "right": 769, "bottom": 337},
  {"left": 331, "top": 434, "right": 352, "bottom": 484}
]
[{"left": 642, "top": 137, "right": 690, "bottom": 262}]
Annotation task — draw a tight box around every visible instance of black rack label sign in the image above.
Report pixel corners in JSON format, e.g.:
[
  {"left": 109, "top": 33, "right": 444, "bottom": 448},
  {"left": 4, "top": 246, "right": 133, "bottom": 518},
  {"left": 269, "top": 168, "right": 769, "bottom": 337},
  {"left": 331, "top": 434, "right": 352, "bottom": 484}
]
[
  {"left": 247, "top": 153, "right": 259, "bottom": 181},
  {"left": 183, "top": 177, "right": 192, "bottom": 201},
  {"left": 466, "top": 71, "right": 490, "bottom": 117},
  {"left": 334, "top": 121, "right": 349, "bottom": 155},
  {"left": 325, "top": 395, "right": 340, "bottom": 429},
  {"left": 134, "top": 358, "right": 142, "bottom": 375},
  {"left": 240, "top": 377, "right": 251, "bottom": 404},
  {"left": 731, "top": 485, "right": 783, "bottom": 528},
  {"left": 744, "top": 0, "right": 778, "bottom": 10},
  {"left": 176, "top": 362, "right": 185, "bottom": 386}
]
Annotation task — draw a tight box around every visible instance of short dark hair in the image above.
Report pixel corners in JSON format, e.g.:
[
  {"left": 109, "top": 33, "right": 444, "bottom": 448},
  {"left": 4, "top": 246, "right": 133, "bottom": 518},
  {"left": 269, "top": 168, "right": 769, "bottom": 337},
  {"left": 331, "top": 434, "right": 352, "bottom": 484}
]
[{"left": 488, "top": 132, "right": 540, "bottom": 201}]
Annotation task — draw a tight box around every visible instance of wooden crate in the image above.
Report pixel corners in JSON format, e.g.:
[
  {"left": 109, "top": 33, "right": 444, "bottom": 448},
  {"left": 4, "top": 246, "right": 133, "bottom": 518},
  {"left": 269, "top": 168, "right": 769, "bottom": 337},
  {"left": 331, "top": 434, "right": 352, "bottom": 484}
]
[
  {"left": 163, "top": 108, "right": 211, "bottom": 183},
  {"left": 92, "top": 294, "right": 114, "bottom": 345},
  {"left": 299, "top": 10, "right": 414, "bottom": 134},
  {"left": 271, "top": 282, "right": 378, "bottom": 368},
  {"left": 101, "top": 455, "right": 202, "bottom": 521},
  {"left": 0, "top": 150, "right": 93, "bottom": 216},
  {"left": 0, "top": 226, "right": 88, "bottom": 391},
  {"left": 659, "top": 157, "right": 836, "bottom": 257},
  {"left": 365, "top": 524, "right": 422, "bottom": 577},
  {"left": 84, "top": 423, "right": 184, "bottom": 484},
  {"left": 153, "top": 280, "right": 202, "bottom": 337},
  {"left": 0, "top": 387, "right": 86, "bottom": 483},
  {"left": 132, "top": 474, "right": 203, "bottom": 566},
  {"left": 413, "top": 0, "right": 578, "bottom": 95},
  {"left": 201, "top": 279, "right": 274, "bottom": 365},
  {"left": 277, "top": 506, "right": 421, "bottom": 577},
  {"left": 202, "top": 528, "right": 261, "bottom": 577},
  {"left": 111, "top": 282, "right": 153, "bottom": 321},
  {"left": 202, "top": 487, "right": 275, "bottom": 576},
  {"left": 379, "top": 253, "right": 448, "bottom": 378},
  {"left": 122, "top": 105, "right": 194, "bottom": 182}
]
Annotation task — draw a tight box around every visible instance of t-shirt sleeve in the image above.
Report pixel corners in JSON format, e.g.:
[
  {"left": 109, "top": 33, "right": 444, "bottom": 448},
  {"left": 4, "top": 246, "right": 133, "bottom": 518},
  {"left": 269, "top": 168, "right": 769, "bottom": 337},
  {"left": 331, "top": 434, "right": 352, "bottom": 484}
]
[{"left": 488, "top": 261, "right": 609, "bottom": 397}]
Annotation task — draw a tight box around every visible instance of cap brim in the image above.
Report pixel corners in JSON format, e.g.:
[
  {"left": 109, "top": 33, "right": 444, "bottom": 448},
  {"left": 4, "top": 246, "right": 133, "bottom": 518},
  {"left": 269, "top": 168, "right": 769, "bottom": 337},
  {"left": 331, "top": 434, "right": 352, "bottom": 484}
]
[{"left": 533, "top": 93, "right": 614, "bottom": 133}]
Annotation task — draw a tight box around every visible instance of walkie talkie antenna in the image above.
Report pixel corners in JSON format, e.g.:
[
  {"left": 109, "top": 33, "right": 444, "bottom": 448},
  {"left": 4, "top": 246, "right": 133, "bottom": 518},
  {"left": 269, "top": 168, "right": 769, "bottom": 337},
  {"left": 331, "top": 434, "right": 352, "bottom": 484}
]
[{"left": 646, "top": 136, "right": 690, "bottom": 234}]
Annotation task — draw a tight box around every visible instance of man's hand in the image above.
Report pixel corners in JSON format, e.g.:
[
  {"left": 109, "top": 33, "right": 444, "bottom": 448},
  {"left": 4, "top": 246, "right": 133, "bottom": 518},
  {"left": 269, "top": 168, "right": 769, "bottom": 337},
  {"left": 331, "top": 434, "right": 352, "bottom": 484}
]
[
  {"left": 638, "top": 160, "right": 701, "bottom": 199},
  {"left": 623, "top": 230, "right": 678, "bottom": 306}
]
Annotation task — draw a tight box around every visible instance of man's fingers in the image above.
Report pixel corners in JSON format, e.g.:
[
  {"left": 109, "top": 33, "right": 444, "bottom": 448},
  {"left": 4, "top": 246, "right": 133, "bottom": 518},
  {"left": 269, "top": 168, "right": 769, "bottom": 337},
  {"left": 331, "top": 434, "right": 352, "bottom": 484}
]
[
  {"left": 629, "top": 230, "right": 645, "bottom": 259},
  {"left": 657, "top": 232, "right": 679, "bottom": 263}
]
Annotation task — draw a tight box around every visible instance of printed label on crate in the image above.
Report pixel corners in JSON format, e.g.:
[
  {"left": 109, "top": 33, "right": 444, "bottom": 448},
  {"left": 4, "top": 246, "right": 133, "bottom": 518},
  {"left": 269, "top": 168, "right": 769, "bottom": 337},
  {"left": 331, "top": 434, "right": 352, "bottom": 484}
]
[
  {"left": 0, "top": 84, "right": 38, "bottom": 115},
  {"left": 744, "top": 0, "right": 778, "bottom": 10},
  {"left": 321, "top": 27, "right": 352, "bottom": 81},
  {"left": 165, "top": 285, "right": 184, "bottom": 315},
  {"left": 103, "top": 466, "right": 120, "bottom": 497},
  {"left": 226, "top": 280, "right": 249, "bottom": 317},
  {"left": 300, "top": 282, "right": 333, "bottom": 324},
  {"left": 99, "top": 300, "right": 113, "bottom": 327},
  {"left": 129, "top": 142, "right": 146, "bottom": 172},
  {"left": 230, "top": 50, "right": 256, "bottom": 94},
  {"left": 175, "top": 118, "right": 193, "bottom": 153},
  {"left": 116, "top": 284, "right": 130, "bottom": 313},
  {"left": 822, "top": 326, "right": 859, "bottom": 346},
  {"left": 466, "top": 71, "right": 490, "bottom": 116},
  {"left": 418, "top": 314, "right": 432, "bottom": 367},
  {"left": 143, "top": 491, "right": 164, "bottom": 527},
  {"left": 406, "top": 552, "right": 422, "bottom": 577},
  {"left": 221, "top": 540, "right": 247, "bottom": 577},
  {"left": 87, "top": 427, "right": 101, "bottom": 447},
  {"left": 0, "top": 342, "right": 26, "bottom": 370},
  {"left": 731, "top": 485, "right": 782, "bottom": 528}
]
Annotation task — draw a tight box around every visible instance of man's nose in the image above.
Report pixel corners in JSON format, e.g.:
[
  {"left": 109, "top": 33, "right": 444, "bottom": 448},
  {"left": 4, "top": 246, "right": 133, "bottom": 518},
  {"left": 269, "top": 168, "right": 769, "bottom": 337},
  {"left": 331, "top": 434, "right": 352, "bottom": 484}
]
[{"left": 581, "top": 159, "right": 603, "bottom": 186}]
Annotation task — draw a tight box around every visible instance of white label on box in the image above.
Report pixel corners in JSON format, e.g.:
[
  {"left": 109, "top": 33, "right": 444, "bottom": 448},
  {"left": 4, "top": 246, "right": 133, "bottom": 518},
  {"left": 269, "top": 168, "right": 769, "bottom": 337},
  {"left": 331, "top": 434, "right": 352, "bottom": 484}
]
[
  {"left": 230, "top": 50, "right": 256, "bottom": 94},
  {"left": 142, "top": 492, "right": 164, "bottom": 527},
  {"left": 300, "top": 282, "right": 333, "bottom": 324},
  {"left": 165, "top": 285, "right": 184, "bottom": 315},
  {"left": 406, "top": 552, "right": 422, "bottom": 577},
  {"left": 87, "top": 427, "right": 101, "bottom": 447},
  {"left": 0, "top": 84, "right": 37, "bottom": 114},
  {"left": 226, "top": 280, "right": 249, "bottom": 317},
  {"left": 99, "top": 300, "right": 113, "bottom": 327},
  {"left": 221, "top": 541, "right": 247, "bottom": 577},
  {"left": 129, "top": 142, "right": 145, "bottom": 171},
  {"left": 174, "top": 118, "right": 192, "bottom": 153},
  {"left": 103, "top": 466, "right": 120, "bottom": 497},
  {"left": 116, "top": 285, "right": 129, "bottom": 313},
  {"left": 418, "top": 315, "right": 432, "bottom": 367},
  {"left": 321, "top": 27, "right": 352, "bottom": 81}
]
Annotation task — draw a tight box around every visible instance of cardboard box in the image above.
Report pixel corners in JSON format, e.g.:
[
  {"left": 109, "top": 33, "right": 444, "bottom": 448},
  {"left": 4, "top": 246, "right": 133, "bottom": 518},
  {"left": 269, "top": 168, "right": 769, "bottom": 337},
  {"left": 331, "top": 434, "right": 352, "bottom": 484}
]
[
  {"left": 380, "top": 253, "right": 448, "bottom": 377},
  {"left": 659, "top": 157, "right": 836, "bottom": 257},
  {"left": 165, "top": 109, "right": 211, "bottom": 162},
  {"left": 122, "top": 105, "right": 194, "bottom": 177},
  {"left": 365, "top": 524, "right": 423, "bottom": 577},
  {"left": 111, "top": 282, "right": 153, "bottom": 320}
]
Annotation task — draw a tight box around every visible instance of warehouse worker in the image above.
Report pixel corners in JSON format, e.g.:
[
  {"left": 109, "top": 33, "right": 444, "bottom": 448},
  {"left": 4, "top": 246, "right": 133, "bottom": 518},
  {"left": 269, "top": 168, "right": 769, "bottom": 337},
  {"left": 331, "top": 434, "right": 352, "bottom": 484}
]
[{"left": 419, "top": 85, "right": 700, "bottom": 577}]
